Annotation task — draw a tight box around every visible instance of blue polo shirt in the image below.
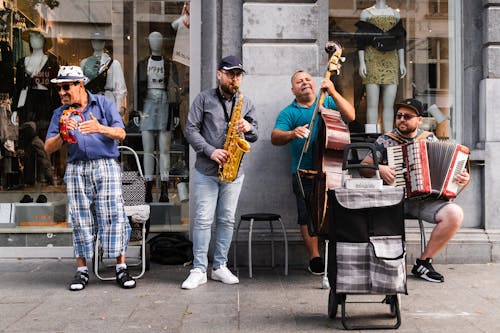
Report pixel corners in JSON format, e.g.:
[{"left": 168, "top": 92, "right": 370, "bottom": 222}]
[
  {"left": 273, "top": 96, "right": 337, "bottom": 173},
  {"left": 46, "top": 91, "right": 124, "bottom": 162}
]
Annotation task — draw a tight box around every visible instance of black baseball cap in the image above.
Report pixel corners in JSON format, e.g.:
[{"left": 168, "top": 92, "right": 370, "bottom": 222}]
[
  {"left": 395, "top": 98, "right": 423, "bottom": 116},
  {"left": 218, "top": 55, "right": 246, "bottom": 72}
]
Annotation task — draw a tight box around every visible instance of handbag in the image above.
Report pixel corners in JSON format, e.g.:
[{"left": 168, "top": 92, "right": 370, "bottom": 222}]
[
  {"left": 121, "top": 170, "right": 146, "bottom": 206},
  {"left": 122, "top": 170, "right": 147, "bottom": 242}
]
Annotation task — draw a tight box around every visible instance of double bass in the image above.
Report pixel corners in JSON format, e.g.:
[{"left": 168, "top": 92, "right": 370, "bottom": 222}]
[{"left": 297, "top": 41, "right": 350, "bottom": 236}]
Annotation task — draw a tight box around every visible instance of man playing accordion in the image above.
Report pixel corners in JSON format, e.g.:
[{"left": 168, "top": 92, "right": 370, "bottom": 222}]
[{"left": 360, "top": 98, "right": 470, "bottom": 283}]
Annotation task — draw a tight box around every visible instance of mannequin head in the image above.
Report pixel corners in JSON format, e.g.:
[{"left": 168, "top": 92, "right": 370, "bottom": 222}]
[
  {"left": 23, "top": 28, "right": 51, "bottom": 53},
  {"left": 148, "top": 31, "right": 163, "bottom": 55},
  {"left": 91, "top": 39, "right": 105, "bottom": 53},
  {"left": 29, "top": 32, "right": 45, "bottom": 51},
  {"left": 89, "top": 31, "right": 108, "bottom": 55}
]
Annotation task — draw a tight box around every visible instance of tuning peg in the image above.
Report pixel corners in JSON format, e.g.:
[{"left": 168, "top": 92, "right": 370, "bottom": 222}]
[{"left": 340, "top": 57, "right": 346, "bottom": 62}]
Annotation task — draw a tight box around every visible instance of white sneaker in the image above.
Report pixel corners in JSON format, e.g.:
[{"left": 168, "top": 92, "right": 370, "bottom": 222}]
[
  {"left": 181, "top": 268, "right": 207, "bottom": 289},
  {"left": 211, "top": 265, "right": 239, "bottom": 284}
]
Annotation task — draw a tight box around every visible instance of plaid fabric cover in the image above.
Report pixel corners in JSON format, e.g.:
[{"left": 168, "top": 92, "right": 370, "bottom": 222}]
[
  {"left": 336, "top": 236, "right": 406, "bottom": 294},
  {"left": 334, "top": 186, "right": 404, "bottom": 210},
  {"left": 336, "top": 242, "right": 371, "bottom": 293}
]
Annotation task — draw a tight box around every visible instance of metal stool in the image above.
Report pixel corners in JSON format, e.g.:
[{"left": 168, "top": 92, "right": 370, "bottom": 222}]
[
  {"left": 406, "top": 214, "right": 428, "bottom": 254},
  {"left": 233, "top": 213, "right": 288, "bottom": 278}
]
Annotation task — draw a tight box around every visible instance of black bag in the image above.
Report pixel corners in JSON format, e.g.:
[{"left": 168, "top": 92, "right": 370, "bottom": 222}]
[
  {"left": 149, "top": 233, "right": 193, "bottom": 265},
  {"left": 121, "top": 170, "right": 146, "bottom": 206}
]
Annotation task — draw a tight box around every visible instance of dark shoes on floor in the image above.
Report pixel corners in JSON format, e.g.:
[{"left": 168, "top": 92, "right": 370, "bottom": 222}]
[
  {"left": 412, "top": 258, "right": 444, "bottom": 283},
  {"left": 69, "top": 270, "right": 89, "bottom": 291},
  {"left": 116, "top": 267, "right": 136, "bottom": 289},
  {"left": 20, "top": 194, "right": 33, "bottom": 203},
  {"left": 20, "top": 194, "right": 47, "bottom": 203},
  {"left": 308, "top": 257, "right": 325, "bottom": 275}
]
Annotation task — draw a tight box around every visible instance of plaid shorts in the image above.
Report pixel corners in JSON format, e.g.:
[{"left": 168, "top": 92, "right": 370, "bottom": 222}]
[{"left": 65, "top": 158, "right": 130, "bottom": 259}]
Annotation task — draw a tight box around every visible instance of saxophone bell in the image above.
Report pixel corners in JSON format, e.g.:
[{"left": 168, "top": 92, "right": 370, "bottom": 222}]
[{"left": 236, "top": 137, "right": 251, "bottom": 152}]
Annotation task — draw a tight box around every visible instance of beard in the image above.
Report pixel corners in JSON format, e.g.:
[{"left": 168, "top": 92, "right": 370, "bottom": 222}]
[
  {"left": 220, "top": 82, "right": 238, "bottom": 96},
  {"left": 397, "top": 123, "right": 418, "bottom": 136}
]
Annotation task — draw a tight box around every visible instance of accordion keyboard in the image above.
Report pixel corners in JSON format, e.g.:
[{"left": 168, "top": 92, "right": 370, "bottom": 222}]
[{"left": 387, "top": 145, "right": 406, "bottom": 187}]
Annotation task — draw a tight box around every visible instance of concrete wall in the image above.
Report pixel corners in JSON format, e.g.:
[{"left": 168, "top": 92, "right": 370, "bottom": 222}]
[{"left": 482, "top": 0, "right": 500, "bottom": 260}]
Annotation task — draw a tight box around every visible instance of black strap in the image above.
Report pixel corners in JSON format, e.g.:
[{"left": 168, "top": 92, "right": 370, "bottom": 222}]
[{"left": 215, "top": 88, "right": 235, "bottom": 123}]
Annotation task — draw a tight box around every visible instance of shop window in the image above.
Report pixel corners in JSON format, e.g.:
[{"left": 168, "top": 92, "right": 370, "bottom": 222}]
[
  {"left": 329, "top": 0, "right": 455, "bottom": 139},
  {"left": 0, "top": 0, "right": 190, "bottom": 228}
]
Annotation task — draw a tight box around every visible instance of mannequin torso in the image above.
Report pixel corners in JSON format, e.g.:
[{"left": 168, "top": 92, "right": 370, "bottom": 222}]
[
  {"left": 357, "top": 0, "right": 406, "bottom": 132},
  {"left": 80, "top": 39, "right": 127, "bottom": 111},
  {"left": 25, "top": 33, "right": 49, "bottom": 90},
  {"left": 14, "top": 31, "right": 60, "bottom": 136}
]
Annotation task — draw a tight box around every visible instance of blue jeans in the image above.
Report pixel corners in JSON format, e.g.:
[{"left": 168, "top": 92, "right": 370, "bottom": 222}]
[{"left": 192, "top": 168, "right": 244, "bottom": 272}]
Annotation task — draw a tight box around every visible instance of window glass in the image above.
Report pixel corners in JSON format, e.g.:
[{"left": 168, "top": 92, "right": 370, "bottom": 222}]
[
  {"left": 0, "top": 0, "right": 190, "bottom": 228},
  {"left": 329, "top": 0, "right": 454, "bottom": 138}
]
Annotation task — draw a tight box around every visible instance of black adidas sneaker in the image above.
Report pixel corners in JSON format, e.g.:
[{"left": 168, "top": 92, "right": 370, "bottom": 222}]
[{"left": 411, "top": 258, "right": 444, "bottom": 283}]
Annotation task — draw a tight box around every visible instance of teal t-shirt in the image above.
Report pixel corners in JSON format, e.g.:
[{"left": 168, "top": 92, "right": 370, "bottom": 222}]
[{"left": 273, "top": 96, "right": 338, "bottom": 173}]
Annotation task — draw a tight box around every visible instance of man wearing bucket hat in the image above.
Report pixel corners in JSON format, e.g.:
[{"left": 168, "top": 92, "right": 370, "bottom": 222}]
[
  {"left": 182, "top": 55, "right": 258, "bottom": 289},
  {"left": 360, "top": 98, "right": 470, "bottom": 283},
  {"left": 45, "top": 65, "right": 136, "bottom": 291}
]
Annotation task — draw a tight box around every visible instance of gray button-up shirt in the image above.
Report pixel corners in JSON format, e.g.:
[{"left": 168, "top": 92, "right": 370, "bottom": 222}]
[{"left": 184, "top": 88, "right": 258, "bottom": 177}]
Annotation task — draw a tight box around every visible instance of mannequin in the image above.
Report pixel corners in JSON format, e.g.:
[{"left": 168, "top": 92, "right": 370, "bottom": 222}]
[
  {"left": 13, "top": 28, "right": 59, "bottom": 139},
  {"left": 80, "top": 32, "right": 127, "bottom": 114},
  {"left": 356, "top": 0, "right": 406, "bottom": 132},
  {"left": 136, "top": 31, "right": 179, "bottom": 202}
]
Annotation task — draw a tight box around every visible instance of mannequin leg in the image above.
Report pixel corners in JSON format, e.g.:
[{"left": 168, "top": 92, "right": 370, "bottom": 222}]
[
  {"left": 141, "top": 130, "right": 156, "bottom": 180},
  {"left": 142, "top": 130, "right": 156, "bottom": 202},
  {"left": 381, "top": 84, "right": 398, "bottom": 132},
  {"left": 365, "top": 84, "right": 381, "bottom": 125},
  {"left": 158, "top": 130, "right": 172, "bottom": 202}
]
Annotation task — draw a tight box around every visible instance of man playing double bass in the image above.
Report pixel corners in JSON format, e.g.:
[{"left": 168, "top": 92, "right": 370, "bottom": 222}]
[{"left": 271, "top": 70, "right": 355, "bottom": 274}]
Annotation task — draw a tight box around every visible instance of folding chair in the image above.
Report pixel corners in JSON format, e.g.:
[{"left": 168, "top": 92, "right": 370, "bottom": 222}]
[{"left": 93, "top": 145, "right": 150, "bottom": 280}]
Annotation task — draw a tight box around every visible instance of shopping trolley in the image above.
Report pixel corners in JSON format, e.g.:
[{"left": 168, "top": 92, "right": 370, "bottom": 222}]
[
  {"left": 93, "top": 145, "right": 150, "bottom": 280},
  {"left": 327, "top": 143, "right": 406, "bottom": 330}
]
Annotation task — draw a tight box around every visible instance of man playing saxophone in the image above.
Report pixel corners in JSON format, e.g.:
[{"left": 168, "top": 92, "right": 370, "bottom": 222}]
[{"left": 182, "top": 55, "right": 258, "bottom": 289}]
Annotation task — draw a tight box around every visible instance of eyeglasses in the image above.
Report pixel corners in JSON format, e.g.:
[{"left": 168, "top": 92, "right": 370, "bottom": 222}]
[
  {"left": 395, "top": 113, "right": 418, "bottom": 120},
  {"left": 56, "top": 82, "right": 78, "bottom": 92},
  {"left": 221, "top": 70, "right": 243, "bottom": 79}
]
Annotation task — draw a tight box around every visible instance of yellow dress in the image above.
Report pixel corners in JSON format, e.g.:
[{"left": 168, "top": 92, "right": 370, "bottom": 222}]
[{"left": 363, "top": 15, "right": 400, "bottom": 85}]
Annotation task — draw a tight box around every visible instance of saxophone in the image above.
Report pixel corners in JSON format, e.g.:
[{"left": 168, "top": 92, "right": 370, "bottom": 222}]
[{"left": 218, "top": 90, "right": 252, "bottom": 182}]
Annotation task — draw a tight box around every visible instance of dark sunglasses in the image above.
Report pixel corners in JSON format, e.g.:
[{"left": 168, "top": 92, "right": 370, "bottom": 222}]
[
  {"left": 56, "top": 82, "right": 78, "bottom": 92},
  {"left": 395, "top": 113, "right": 418, "bottom": 120}
]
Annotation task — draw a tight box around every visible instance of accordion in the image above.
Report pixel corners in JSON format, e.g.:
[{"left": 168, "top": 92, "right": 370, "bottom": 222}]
[{"left": 387, "top": 141, "right": 470, "bottom": 199}]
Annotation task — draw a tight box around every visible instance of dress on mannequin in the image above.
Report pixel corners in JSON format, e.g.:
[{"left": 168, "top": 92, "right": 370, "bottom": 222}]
[
  {"left": 136, "top": 31, "right": 179, "bottom": 202},
  {"left": 13, "top": 29, "right": 59, "bottom": 139},
  {"left": 356, "top": 1, "right": 406, "bottom": 132},
  {"left": 80, "top": 32, "right": 127, "bottom": 114}
]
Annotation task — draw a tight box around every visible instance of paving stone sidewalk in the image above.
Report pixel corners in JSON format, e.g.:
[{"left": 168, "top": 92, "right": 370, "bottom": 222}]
[{"left": 0, "top": 260, "right": 499, "bottom": 332}]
